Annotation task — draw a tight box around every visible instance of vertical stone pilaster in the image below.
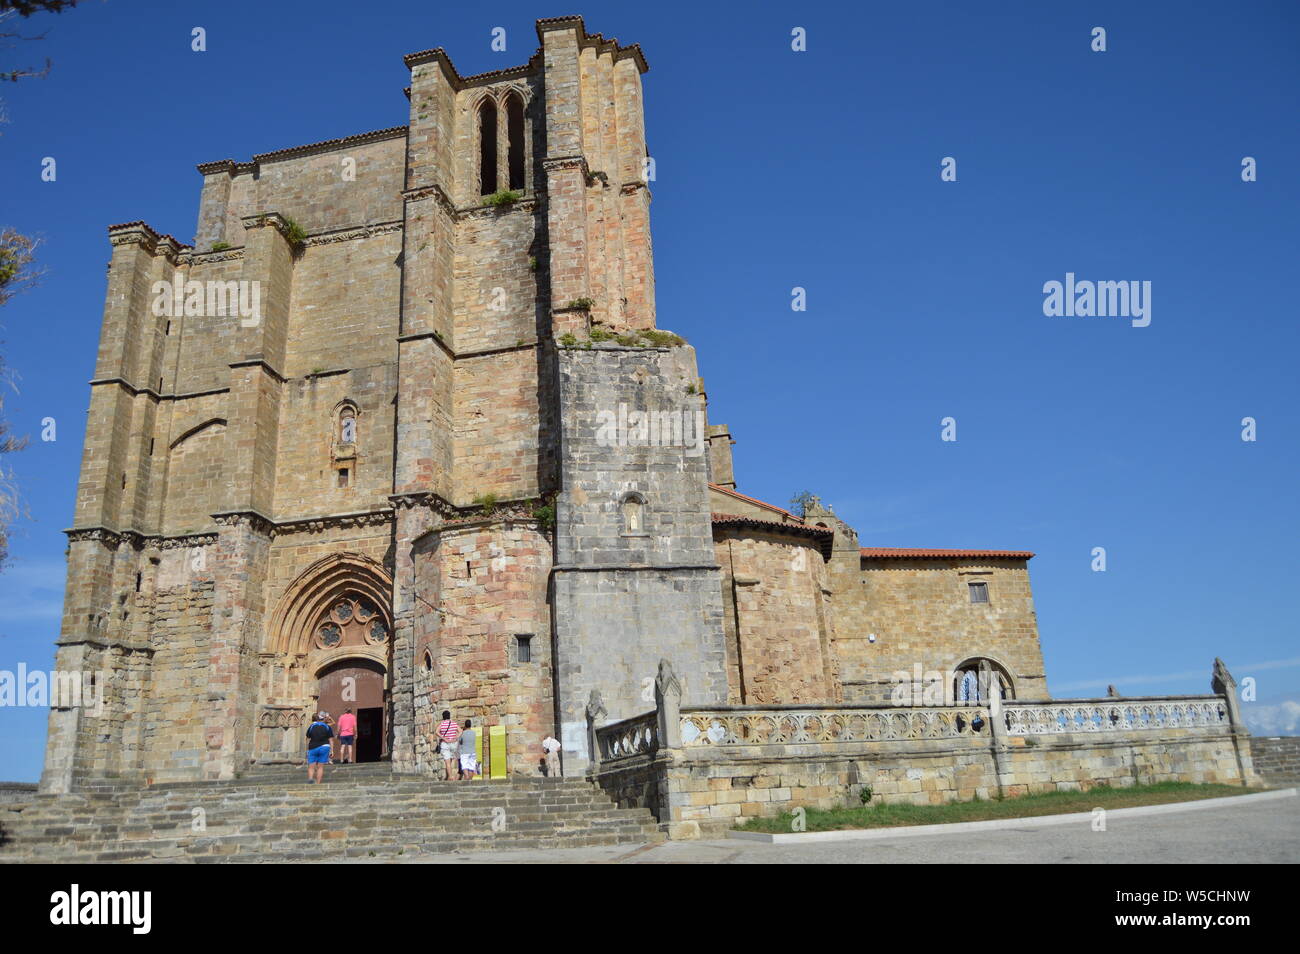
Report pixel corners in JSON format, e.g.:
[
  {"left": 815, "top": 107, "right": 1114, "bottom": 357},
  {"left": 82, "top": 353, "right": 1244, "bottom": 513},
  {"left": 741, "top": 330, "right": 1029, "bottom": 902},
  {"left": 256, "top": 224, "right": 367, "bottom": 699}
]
[
  {"left": 389, "top": 499, "right": 437, "bottom": 772},
  {"left": 203, "top": 514, "right": 272, "bottom": 779},
  {"left": 195, "top": 161, "right": 236, "bottom": 251}
]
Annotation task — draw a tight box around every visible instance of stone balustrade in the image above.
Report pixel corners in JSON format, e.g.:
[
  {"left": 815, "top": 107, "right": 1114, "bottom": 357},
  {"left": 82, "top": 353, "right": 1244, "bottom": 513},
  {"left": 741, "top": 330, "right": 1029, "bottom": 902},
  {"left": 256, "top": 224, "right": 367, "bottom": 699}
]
[
  {"left": 1002, "top": 696, "right": 1228, "bottom": 737},
  {"left": 679, "top": 704, "right": 993, "bottom": 747},
  {"left": 594, "top": 710, "right": 660, "bottom": 763},
  {"left": 588, "top": 658, "right": 1259, "bottom": 840}
]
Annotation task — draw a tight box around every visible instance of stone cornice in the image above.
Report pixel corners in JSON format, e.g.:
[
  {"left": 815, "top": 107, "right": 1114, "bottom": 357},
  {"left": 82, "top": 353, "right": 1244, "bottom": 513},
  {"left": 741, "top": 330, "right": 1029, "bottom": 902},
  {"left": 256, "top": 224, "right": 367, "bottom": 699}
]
[
  {"left": 229, "top": 358, "right": 286, "bottom": 383},
  {"left": 388, "top": 492, "right": 456, "bottom": 517},
  {"left": 402, "top": 183, "right": 458, "bottom": 220},
  {"left": 106, "top": 222, "right": 192, "bottom": 261},
  {"left": 543, "top": 155, "right": 591, "bottom": 179},
  {"left": 65, "top": 526, "right": 218, "bottom": 550},
  {"left": 535, "top": 16, "right": 649, "bottom": 73},
  {"left": 458, "top": 196, "right": 540, "bottom": 221},
  {"left": 88, "top": 377, "right": 231, "bottom": 404},
  {"left": 551, "top": 563, "right": 720, "bottom": 574},
  {"left": 197, "top": 125, "right": 409, "bottom": 176},
  {"left": 187, "top": 247, "right": 246, "bottom": 264},
  {"left": 303, "top": 221, "right": 403, "bottom": 248}
]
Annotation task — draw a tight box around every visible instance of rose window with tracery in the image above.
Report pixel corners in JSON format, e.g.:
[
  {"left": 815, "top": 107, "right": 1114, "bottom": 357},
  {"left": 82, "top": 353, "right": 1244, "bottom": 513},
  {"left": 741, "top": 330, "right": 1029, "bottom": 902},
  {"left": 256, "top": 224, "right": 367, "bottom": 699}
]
[{"left": 313, "top": 594, "right": 390, "bottom": 651}]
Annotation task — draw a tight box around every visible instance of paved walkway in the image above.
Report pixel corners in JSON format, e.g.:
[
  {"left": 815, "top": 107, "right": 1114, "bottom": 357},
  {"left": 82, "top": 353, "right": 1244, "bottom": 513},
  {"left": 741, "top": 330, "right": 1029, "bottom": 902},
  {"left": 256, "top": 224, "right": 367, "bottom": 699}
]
[{"left": 382, "top": 789, "right": 1300, "bottom": 864}]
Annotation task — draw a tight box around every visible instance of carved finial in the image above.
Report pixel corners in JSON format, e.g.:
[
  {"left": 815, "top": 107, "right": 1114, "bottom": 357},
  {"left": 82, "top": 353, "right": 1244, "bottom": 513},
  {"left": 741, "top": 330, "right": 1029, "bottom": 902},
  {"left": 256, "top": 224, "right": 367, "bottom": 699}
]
[
  {"left": 1211, "top": 657, "right": 1236, "bottom": 695},
  {"left": 586, "top": 688, "right": 607, "bottom": 722},
  {"left": 1107, "top": 685, "right": 1121, "bottom": 698}
]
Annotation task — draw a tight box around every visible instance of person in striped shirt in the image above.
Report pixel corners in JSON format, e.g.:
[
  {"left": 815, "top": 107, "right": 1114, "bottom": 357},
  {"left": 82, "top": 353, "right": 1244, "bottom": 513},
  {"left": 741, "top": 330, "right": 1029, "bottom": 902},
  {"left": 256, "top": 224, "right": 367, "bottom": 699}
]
[{"left": 436, "top": 710, "right": 460, "bottom": 781}]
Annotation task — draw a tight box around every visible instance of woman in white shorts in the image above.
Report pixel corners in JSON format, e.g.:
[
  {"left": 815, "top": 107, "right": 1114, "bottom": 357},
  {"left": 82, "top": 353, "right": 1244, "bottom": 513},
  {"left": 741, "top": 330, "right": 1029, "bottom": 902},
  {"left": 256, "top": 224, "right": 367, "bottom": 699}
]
[{"left": 458, "top": 719, "right": 478, "bottom": 780}]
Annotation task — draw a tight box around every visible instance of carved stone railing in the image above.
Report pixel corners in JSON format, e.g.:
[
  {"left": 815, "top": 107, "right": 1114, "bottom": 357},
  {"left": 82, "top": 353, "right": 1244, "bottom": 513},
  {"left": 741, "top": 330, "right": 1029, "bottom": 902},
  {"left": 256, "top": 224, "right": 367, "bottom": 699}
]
[
  {"left": 594, "top": 710, "right": 660, "bottom": 763},
  {"left": 679, "top": 705, "right": 993, "bottom": 746},
  {"left": 1003, "top": 696, "right": 1228, "bottom": 736}
]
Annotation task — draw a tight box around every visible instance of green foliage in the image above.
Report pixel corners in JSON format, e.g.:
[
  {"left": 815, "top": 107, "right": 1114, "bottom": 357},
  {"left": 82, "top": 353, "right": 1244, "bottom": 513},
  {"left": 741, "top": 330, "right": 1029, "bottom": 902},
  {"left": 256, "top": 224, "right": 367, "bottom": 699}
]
[
  {"left": 473, "top": 492, "right": 498, "bottom": 515},
  {"left": 532, "top": 503, "right": 555, "bottom": 531},
  {"left": 735, "top": 781, "right": 1261, "bottom": 834},
  {"left": 566, "top": 297, "right": 595, "bottom": 311},
  {"left": 858, "top": 785, "right": 873, "bottom": 805},
  {"left": 484, "top": 188, "right": 523, "bottom": 207},
  {"left": 589, "top": 326, "right": 615, "bottom": 342},
  {"left": 685, "top": 382, "right": 697, "bottom": 395},
  {"left": 281, "top": 216, "right": 308, "bottom": 247},
  {"left": 639, "top": 329, "right": 685, "bottom": 348},
  {"left": 528, "top": 256, "right": 538, "bottom": 272},
  {"left": 558, "top": 332, "right": 579, "bottom": 348},
  {"left": 210, "top": 241, "right": 232, "bottom": 252}
]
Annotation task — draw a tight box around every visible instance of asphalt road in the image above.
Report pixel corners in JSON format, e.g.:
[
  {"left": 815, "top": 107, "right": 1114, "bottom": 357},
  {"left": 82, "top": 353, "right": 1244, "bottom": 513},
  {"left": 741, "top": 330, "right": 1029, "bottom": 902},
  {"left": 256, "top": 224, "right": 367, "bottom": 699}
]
[{"left": 396, "top": 790, "right": 1300, "bottom": 864}]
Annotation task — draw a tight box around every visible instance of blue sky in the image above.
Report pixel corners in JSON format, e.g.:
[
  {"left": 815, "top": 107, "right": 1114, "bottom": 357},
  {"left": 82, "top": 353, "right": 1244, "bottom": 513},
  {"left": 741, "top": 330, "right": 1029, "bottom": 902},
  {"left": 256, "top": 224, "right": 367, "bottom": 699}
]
[{"left": 0, "top": 0, "right": 1297, "bottom": 782}]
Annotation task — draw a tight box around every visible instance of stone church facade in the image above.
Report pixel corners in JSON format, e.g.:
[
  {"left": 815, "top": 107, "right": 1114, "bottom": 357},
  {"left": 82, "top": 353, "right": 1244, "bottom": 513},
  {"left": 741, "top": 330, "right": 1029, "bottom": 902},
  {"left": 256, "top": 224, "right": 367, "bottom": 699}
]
[{"left": 42, "top": 17, "right": 1052, "bottom": 792}]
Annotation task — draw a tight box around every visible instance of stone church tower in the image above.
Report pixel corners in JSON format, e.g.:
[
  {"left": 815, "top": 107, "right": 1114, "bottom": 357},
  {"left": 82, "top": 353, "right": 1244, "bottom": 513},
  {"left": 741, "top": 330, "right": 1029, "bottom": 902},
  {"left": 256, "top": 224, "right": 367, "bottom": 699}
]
[
  {"left": 44, "top": 17, "right": 730, "bottom": 789},
  {"left": 43, "top": 17, "right": 1050, "bottom": 793}
]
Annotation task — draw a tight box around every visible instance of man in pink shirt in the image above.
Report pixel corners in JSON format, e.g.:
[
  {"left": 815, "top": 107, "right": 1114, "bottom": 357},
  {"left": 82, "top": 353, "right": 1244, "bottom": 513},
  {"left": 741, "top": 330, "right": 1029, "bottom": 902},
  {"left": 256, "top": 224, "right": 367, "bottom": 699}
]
[{"left": 337, "top": 708, "right": 358, "bottom": 764}]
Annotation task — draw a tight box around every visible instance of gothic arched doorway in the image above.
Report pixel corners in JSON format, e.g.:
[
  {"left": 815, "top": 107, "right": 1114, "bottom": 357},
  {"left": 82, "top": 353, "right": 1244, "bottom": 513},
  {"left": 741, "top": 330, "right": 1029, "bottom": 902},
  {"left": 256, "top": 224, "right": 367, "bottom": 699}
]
[{"left": 262, "top": 554, "right": 394, "bottom": 764}]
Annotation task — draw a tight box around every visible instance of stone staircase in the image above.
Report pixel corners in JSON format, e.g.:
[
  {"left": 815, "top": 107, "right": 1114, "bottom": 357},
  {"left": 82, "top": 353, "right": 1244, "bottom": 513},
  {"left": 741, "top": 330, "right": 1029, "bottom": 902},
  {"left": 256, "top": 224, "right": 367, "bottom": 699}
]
[{"left": 0, "top": 764, "right": 663, "bottom": 863}]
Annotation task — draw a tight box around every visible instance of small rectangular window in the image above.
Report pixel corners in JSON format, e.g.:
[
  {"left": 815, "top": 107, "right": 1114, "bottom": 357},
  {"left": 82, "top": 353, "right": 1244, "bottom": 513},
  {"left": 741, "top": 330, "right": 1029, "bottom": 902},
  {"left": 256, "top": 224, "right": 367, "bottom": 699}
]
[
  {"left": 337, "top": 467, "right": 350, "bottom": 488},
  {"left": 516, "top": 634, "right": 533, "bottom": 663},
  {"left": 968, "top": 581, "right": 989, "bottom": 604}
]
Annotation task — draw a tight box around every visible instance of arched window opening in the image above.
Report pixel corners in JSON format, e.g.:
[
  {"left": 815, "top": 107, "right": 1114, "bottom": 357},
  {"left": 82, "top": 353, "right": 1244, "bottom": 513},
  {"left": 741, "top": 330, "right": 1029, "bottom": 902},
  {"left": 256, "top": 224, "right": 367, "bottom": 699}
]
[
  {"left": 953, "top": 658, "right": 1015, "bottom": 703},
  {"left": 505, "top": 91, "right": 526, "bottom": 191},
  {"left": 478, "top": 99, "right": 498, "bottom": 196}
]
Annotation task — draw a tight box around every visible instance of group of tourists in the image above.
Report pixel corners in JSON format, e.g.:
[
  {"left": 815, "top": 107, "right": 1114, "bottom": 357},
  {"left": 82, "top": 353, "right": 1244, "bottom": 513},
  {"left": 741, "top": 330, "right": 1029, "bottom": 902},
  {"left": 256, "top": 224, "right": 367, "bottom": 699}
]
[
  {"left": 304, "top": 706, "right": 564, "bottom": 782},
  {"left": 303, "top": 708, "right": 358, "bottom": 783}
]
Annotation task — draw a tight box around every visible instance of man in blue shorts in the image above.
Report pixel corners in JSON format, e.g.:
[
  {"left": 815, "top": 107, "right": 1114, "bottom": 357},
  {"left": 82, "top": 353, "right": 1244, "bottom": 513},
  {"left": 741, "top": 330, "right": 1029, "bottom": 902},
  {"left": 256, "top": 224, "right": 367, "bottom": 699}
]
[{"left": 305, "top": 712, "right": 334, "bottom": 783}]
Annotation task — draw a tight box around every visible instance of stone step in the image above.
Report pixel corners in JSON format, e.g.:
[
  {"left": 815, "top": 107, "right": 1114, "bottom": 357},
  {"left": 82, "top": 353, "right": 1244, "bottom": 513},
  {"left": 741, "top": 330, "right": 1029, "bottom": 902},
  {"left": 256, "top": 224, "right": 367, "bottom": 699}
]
[{"left": 0, "top": 774, "right": 661, "bottom": 862}]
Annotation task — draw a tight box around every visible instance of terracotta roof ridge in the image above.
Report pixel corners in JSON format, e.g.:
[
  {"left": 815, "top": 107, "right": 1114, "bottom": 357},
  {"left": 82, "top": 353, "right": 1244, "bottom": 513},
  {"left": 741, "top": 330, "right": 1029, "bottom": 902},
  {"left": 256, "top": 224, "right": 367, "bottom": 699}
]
[
  {"left": 860, "top": 547, "right": 1035, "bottom": 559},
  {"left": 708, "top": 483, "right": 800, "bottom": 521}
]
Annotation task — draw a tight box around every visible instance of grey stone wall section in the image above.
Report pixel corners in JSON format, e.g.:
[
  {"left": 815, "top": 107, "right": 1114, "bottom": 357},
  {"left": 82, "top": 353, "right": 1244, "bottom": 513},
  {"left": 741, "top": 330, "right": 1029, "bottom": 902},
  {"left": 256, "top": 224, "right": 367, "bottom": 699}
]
[
  {"left": 552, "top": 344, "right": 728, "bottom": 772},
  {"left": 1249, "top": 736, "right": 1300, "bottom": 784}
]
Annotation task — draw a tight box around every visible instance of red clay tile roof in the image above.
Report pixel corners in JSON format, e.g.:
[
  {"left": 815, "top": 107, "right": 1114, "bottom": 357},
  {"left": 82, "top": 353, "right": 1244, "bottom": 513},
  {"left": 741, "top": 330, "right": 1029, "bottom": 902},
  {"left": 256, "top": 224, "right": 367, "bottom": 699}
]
[
  {"left": 712, "top": 513, "right": 833, "bottom": 559},
  {"left": 860, "top": 547, "right": 1034, "bottom": 560}
]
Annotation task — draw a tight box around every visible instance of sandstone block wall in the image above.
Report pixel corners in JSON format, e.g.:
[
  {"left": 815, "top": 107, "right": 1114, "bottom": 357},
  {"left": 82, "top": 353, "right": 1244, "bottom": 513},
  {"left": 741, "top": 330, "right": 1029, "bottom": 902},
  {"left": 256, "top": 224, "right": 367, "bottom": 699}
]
[
  {"left": 714, "top": 530, "right": 840, "bottom": 705},
  {"left": 838, "top": 559, "right": 1049, "bottom": 703}
]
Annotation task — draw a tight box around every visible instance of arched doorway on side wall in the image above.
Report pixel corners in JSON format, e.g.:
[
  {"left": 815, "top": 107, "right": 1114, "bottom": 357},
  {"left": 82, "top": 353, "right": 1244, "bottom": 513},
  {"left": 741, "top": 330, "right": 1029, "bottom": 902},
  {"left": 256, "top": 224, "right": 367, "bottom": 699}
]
[
  {"left": 316, "top": 657, "right": 386, "bottom": 763},
  {"left": 953, "top": 657, "right": 1016, "bottom": 704}
]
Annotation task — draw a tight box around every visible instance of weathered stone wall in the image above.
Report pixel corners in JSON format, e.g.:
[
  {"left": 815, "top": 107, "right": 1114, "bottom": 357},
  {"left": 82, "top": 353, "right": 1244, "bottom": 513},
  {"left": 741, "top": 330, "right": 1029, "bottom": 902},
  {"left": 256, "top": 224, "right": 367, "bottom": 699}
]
[
  {"left": 139, "top": 581, "right": 214, "bottom": 780},
  {"left": 197, "top": 131, "right": 407, "bottom": 250},
  {"left": 410, "top": 521, "right": 554, "bottom": 772},
  {"left": 714, "top": 529, "right": 840, "bottom": 705},
  {"left": 1249, "top": 736, "right": 1300, "bottom": 785},
  {"left": 552, "top": 343, "right": 728, "bottom": 771},
  {"left": 837, "top": 558, "right": 1049, "bottom": 703}
]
